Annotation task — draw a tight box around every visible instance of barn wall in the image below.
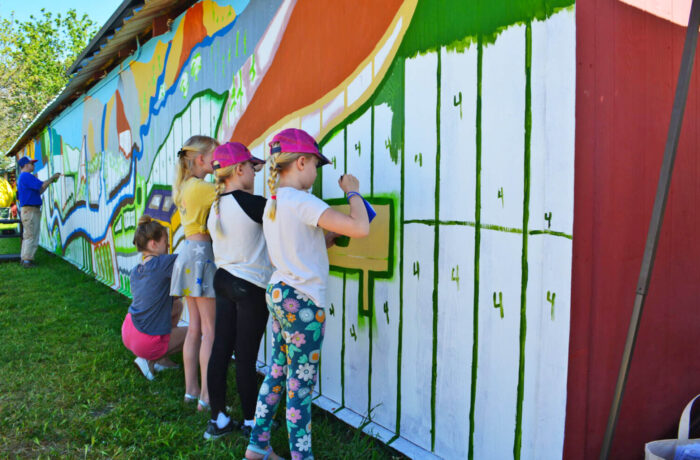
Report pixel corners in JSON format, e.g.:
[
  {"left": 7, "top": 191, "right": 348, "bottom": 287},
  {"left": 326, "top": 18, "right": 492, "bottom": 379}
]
[{"left": 567, "top": 1, "right": 700, "bottom": 459}]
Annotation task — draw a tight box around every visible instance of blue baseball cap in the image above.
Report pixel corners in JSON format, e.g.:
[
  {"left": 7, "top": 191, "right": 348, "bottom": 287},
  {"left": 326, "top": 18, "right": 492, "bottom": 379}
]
[{"left": 17, "top": 157, "right": 37, "bottom": 168}]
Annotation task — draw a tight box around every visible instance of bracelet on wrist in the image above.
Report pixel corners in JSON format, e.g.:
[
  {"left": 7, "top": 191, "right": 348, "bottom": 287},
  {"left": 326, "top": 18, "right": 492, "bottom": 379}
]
[{"left": 346, "top": 191, "right": 362, "bottom": 202}]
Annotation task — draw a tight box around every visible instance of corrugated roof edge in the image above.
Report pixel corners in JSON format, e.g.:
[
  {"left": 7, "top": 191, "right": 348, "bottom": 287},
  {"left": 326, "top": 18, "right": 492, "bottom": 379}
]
[
  {"left": 5, "top": 0, "right": 194, "bottom": 158},
  {"left": 66, "top": 0, "right": 140, "bottom": 76}
]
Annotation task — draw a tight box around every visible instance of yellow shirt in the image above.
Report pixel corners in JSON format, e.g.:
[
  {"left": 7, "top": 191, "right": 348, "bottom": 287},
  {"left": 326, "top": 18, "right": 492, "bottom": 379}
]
[{"left": 178, "top": 177, "right": 217, "bottom": 237}]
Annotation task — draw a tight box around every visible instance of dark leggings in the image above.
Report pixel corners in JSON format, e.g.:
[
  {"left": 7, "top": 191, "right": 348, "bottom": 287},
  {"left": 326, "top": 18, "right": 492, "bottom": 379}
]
[{"left": 208, "top": 269, "right": 269, "bottom": 420}]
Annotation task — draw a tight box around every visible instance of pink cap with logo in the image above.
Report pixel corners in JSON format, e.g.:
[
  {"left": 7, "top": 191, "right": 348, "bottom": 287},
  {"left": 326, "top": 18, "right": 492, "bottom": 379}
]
[
  {"left": 268, "top": 128, "right": 330, "bottom": 167},
  {"left": 212, "top": 142, "right": 264, "bottom": 170}
]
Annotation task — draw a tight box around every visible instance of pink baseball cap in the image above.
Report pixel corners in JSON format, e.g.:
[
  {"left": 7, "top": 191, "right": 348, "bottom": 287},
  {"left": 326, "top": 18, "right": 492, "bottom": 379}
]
[
  {"left": 212, "top": 142, "right": 264, "bottom": 170},
  {"left": 269, "top": 128, "right": 330, "bottom": 167}
]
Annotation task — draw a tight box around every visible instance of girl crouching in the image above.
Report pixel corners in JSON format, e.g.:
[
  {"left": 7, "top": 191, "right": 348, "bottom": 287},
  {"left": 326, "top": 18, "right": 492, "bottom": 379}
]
[{"left": 122, "top": 215, "right": 187, "bottom": 380}]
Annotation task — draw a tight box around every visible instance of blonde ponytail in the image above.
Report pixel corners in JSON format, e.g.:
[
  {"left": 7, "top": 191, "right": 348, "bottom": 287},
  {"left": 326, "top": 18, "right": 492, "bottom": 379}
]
[
  {"left": 173, "top": 135, "right": 219, "bottom": 207},
  {"left": 212, "top": 164, "right": 236, "bottom": 237},
  {"left": 266, "top": 145, "right": 309, "bottom": 221}
]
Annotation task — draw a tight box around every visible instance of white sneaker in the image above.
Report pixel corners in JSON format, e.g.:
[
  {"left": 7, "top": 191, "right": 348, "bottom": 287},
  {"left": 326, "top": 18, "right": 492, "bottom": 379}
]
[{"left": 134, "top": 357, "right": 155, "bottom": 380}]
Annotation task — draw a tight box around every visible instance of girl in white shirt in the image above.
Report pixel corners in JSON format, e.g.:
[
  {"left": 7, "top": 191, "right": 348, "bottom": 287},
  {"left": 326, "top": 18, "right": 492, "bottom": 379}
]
[
  {"left": 245, "top": 129, "right": 369, "bottom": 460},
  {"left": 203, "top": 142, "right": 271, "bottom": 441}
]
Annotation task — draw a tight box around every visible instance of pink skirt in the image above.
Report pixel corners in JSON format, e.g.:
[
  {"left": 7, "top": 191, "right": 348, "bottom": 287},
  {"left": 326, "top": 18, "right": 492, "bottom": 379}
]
[{"left": 121, "top": 313, "right": 170, "bottom": 361}]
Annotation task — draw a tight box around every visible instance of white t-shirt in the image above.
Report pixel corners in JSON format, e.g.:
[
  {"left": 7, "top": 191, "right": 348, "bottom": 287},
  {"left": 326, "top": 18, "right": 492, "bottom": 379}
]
[
  {"left": 263, "top": 187, "right": 330, "bottom": 307},
  {"left": 207, "top": 191, "right": 273, "bottom": 289}
]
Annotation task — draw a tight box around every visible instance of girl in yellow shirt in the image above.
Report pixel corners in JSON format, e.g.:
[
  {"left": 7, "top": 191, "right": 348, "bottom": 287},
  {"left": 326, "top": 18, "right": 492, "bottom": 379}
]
[{"left": 170, "top": 135, "right": 219, "bottom": 411}]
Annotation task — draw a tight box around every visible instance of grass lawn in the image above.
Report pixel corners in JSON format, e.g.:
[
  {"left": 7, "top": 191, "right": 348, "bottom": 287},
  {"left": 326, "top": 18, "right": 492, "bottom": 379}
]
[{"left": 0, "top": 242, "right": 405, "bottom": 459}]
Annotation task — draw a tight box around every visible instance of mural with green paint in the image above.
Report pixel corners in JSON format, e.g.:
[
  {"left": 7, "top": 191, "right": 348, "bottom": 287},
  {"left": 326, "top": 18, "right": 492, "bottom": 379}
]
[{"left": 16, "top": 1, "right": 575, "bottom": 458}]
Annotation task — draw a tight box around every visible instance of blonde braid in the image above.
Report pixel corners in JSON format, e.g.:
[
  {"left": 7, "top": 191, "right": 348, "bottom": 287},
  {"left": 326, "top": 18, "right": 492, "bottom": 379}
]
[
  {"left": 267, "top": 155, "right": 281, "bottom": 221},
  {"left": 212, "top": 164, "right": 237, "bottom": 237},
  {"left": 214, "top": 180, "right": 226, "bottom": 237},
  {"left": 266, "top": 150, "right": 309, "bottom": 221}
]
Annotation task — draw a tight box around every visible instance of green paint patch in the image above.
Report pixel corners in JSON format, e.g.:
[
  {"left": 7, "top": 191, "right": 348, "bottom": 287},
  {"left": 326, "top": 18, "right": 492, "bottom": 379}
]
[
  {"left": 399, "top": 0, "right": 575, "bottom": 58},
  {"left": 372, "top": 59, "right": 405, "bottom": 165}
]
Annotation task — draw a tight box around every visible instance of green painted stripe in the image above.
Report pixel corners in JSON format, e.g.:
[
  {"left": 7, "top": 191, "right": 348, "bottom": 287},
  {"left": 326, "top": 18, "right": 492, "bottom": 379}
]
[
  {"left": 403, "top": 219, "right": 571, "bottom": 239},
  {"left": 368, "top": 306, "right": 373, "bottom": 419},
  {"left": 468, "top": 35, "right": 483, "bottom": 460},
  {"left": 371, "top": 105, "right": 375, "bottom": 197},
  {"left": 404, "top": 219, "right": 518, "bottom": 234},
  {"left": 395, "top": 57, "right": 406, "bottom": 437},
  {"left": 344, "top": 127, "right": 348, "bottom": 175},
  {"left": 514, "top": 22, "right": 532, "bottom": 460},
  {"left": 341, "top": 272, "right": 347, "bottom": 407},
  {"left": 430, "top": 49, "right": 442, "bottom": 452},
  {"left": 529, "top": 229, "right": 572, "bottom": 239},
  {"left": 367, "top": 103, "right": 375, "bottom": 419}
]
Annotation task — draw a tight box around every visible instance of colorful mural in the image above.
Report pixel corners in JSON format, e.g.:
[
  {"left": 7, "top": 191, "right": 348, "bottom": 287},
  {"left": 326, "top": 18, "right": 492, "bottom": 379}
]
[{"left": 18, "top": 1, "right": 575, "bottom": 458}]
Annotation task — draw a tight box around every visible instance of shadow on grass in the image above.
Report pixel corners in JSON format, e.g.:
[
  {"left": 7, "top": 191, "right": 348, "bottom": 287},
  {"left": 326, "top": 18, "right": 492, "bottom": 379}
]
[{"left": 0, "top": 247, "right": 407, "bottom": 459}]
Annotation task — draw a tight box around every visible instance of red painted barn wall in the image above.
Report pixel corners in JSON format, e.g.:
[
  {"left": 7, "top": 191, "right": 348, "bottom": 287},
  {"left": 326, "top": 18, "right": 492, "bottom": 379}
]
[{"left": 567, "top": 1, "right": 700, "bottom": 459}]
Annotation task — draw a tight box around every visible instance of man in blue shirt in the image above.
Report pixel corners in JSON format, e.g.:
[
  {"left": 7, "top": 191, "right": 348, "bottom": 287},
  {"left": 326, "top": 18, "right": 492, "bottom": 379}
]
[{"left": 17, "top": 156, "right": 60, "bottom": 268}]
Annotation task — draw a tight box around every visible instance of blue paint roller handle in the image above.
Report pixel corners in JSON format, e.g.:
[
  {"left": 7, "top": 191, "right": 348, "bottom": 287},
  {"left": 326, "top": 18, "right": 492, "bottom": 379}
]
[{"left": 346, "top": 191, "right": 376, "bottom": 223}]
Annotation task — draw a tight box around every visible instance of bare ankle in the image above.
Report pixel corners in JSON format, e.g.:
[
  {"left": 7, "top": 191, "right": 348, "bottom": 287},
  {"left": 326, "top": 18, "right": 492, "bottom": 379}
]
[
  {"left": 244, "top": 448, "right": 272, "bottom": 460},
  {"left": 244, "top": 450, "right": 263, "bottom": 460},
  {"left": 246, "top": 449, "right": 283, "bottom": 460}
]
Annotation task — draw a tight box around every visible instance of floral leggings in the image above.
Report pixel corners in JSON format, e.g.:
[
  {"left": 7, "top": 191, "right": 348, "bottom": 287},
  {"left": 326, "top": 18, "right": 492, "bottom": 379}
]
[{"left": 248, "top": 282, "right": 325, "bottom": 460}]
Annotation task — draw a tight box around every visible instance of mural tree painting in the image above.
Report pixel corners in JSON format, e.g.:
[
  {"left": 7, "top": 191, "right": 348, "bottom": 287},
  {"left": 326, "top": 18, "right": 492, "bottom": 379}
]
[{"left": 15, "top": 1, "right": 575, "bottom": 458}]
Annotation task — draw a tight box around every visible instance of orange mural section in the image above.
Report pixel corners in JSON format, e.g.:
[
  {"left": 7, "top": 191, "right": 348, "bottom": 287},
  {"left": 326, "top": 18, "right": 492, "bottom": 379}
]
[
  {"left": 231, "top": 0, "right": 404, "bottom": 146},
  {"left": 176, "top": 3, "right": 208, "bottom": 83}
]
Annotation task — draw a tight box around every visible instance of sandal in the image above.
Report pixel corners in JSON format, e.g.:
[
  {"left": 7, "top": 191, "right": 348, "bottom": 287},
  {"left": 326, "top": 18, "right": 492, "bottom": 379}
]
[
  {"left": 197, "top": 399, "right": 210, "bottom": 411},
  {"left": 243, "top": 446, "right": 285, "bottom": 460},
  {"left": 184, "top": 393, "right": 199, "bottom": 404},
  {"left": 154, "top": 362, "right": 180, "bottom": 372}
]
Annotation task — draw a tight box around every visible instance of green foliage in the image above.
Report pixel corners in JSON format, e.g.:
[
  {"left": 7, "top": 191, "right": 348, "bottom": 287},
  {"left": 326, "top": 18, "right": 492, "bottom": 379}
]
[
  {"left": 0, "top": 9, "right": 98, "bottom": 162},
  {"left": 0, "top": 245, "right": 406, "bottom": 459}
]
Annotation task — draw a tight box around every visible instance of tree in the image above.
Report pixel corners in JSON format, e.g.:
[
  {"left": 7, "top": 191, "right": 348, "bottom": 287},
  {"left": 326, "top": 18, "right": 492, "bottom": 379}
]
[{"left": 0, "top": 9, "right": 98, "bottom": 168}]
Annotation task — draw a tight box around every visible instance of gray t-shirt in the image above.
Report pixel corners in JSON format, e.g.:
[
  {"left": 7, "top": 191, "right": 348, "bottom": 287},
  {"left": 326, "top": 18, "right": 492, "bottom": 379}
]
[{"left": 128, "top": 254, "right": 178, "bottom": 335}]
